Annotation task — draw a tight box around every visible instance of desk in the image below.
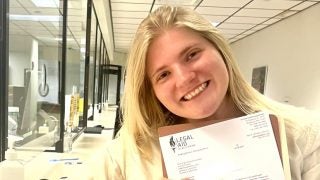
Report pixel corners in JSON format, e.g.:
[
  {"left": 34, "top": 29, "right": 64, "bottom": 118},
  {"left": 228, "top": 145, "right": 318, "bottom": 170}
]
[
  {"left": 1, "top": 107, "right": 116, "bottom": 180},
  {"left": 0, "top": 130, "right": 114, "bottom": 180},
  {"left": 37, "top": 130, "right": 113, "bottom": 180}
]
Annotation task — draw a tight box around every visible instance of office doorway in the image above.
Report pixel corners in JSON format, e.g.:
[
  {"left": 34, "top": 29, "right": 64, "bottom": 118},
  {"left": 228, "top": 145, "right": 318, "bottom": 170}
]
[{"left": 101, "top": 64, "right": 122, "bottom": 107}]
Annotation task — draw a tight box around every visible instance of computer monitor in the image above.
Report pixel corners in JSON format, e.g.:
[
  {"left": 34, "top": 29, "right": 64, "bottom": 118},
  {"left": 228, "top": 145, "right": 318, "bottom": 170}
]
[{"left": 15, "top": 69, "right": 37, "bottom": 137}]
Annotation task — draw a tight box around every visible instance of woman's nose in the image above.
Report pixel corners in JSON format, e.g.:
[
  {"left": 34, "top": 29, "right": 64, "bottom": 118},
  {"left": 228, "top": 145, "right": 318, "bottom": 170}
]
[{"left": 175, "top": 65, "right": 195, "bottom": 88}]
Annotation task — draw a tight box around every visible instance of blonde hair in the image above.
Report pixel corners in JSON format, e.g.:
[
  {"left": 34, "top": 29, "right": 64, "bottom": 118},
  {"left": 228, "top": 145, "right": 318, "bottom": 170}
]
[{"left": 119, "top": 5, "right": 313, "bottom": 159}]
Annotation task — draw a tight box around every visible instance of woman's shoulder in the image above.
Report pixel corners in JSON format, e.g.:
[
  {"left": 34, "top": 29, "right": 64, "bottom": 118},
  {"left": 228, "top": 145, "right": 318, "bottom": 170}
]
[
  {"left": 105, "top": 135, "right": 126, "bottom": 162},
  {"left": 283, "top": 109, "right": 320, "bottom": 179},
  {"left": 284, "top": 110, "right": 320, "bottom": 154},
  {"left": 104, "top": 134, "right": 163, "bottom": 179}
]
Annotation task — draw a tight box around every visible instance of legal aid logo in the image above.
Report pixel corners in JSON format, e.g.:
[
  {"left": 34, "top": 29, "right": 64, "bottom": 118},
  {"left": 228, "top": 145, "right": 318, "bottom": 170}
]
[
  {"left": 169, "top": 135, "right": 194, "bottom": 153},
  {"left": 169, "top": 136, "right": 176, "bottom": 153}
]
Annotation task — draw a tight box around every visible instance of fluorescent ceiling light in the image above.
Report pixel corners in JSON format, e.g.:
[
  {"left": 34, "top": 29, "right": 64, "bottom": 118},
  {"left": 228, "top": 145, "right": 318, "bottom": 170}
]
[
  {"left": 37, "top": 37, "right": 74, "bottom": 42},
  {"left": 212, "top": 22, "right": 220, "bottom": 27},
  {"left": 31, "top": 0, "right": 59, "bottom": 7},
  {"left": 54, "top": 37, "right": 74, "bottom": 41},
  {"left": 10, "top": 15, "right": 61, "bottom": 22}
]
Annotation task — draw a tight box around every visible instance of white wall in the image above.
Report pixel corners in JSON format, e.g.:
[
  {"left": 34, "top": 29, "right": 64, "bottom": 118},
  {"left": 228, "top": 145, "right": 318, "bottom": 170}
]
[
  {"left": 113, "top": 51, "right": 127, "bottom": 66},
  {"left": 9, "top": 36, "right": 33, "bottom": 86},
  {"left": 231, "top": 3, "right": 320, "bottom": 111}
]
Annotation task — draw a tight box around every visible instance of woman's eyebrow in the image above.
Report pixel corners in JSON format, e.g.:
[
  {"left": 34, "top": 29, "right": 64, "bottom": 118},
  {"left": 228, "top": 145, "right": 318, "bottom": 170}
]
[{"left": 178, "top": 43, "right": 198, "bottom": 58}]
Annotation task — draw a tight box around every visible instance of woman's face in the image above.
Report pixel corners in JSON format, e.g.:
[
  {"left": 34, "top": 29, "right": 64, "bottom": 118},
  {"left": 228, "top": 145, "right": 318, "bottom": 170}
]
[{"left": 146, "top": 27, "right": 229, "bottom": 122}]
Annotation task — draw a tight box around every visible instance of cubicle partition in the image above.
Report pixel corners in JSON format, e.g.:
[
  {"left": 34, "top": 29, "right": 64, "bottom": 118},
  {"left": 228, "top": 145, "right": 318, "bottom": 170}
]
[{"left": 83, "top": 3, "right": 113, "bottom": 124}]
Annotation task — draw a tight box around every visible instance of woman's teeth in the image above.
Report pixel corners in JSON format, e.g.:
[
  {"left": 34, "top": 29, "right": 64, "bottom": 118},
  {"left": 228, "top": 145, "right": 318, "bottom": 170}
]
[{"left": 183, "top": 82, "right": 208, "bottom": 101}]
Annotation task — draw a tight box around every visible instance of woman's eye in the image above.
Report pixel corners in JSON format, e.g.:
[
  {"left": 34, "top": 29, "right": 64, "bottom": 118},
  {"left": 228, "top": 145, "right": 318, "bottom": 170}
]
[
  {"left": 187, "top": 50, "right": 200, "bottom": 61},
  {"left": 157, "top": 71, "right": 170, "bottom": 81}
]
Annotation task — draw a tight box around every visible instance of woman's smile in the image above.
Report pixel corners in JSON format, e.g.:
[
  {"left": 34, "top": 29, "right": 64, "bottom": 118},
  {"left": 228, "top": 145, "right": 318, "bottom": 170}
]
[{"left": 182, "top": 81, "right": 209, "bottom": 101}]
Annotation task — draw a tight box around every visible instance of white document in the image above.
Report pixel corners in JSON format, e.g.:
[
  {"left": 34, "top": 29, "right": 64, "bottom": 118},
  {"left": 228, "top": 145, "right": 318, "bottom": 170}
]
[{"left": 159, "top": 112, "right": 284, "bottom": 180}]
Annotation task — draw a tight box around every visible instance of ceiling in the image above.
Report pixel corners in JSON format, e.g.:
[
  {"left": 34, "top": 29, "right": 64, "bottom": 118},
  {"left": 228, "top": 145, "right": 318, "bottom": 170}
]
[
  {"left": 110, "top": 0, "right": 320, "bottom": 53},
  {"left": 9, "top": 0, "right": 87, "bottom": 50},
  {"left": 7, "top": 0, "right": 320, "bottom": 54}
]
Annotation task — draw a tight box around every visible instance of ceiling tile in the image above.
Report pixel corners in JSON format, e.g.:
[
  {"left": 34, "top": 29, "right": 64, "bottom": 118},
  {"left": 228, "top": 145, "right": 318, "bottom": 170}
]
[
  {"left": 232, "top": 34, "right": 247, "bottom": 40},
  {"left": 242, "top": 29, "right": 256, "bottom": 35},
  {"left": 218, "top": 23, "right": 256, "bottom": 30},
  {"left": 223, "top": 34, "right": 238, "bottom": 39},
  {"left": 113, "top": 17, "right": 144, "bottom": 24},
  {"left": 201, "top": 15, "right": 228, "bottom": 24},
  {"left": 291, "top": 1, "right": 317, "bottom": 10},
  {"left": 111, "top": 2, "right": 152, "bottom": 11},
  {"left": 72, "top": 31, "right": 85, "bottom": 36},
  {"left": 68, "top": 9, "right": 82, "bottom": 16},
  {"left": 112, "top": 11, "right": 149, "bottom": 18},
  {"left": 229, "top": 38, "right": 238, "bottom": 43},
  {"left": 9, "top": 22, "right": 20, "bottom": 30},
  {"left": 116, "top": 40, "right": 132, "bottom": 44},
  {"left": 199, "top": 0, "right": 252, "bottom": 7},
  {"left": 152, "top": 4, "right": 194, "bottom": 11},
  {"left": 41, "top": 22, "right": 59, "bottom": 29},
  {"left": 68, "top": 15, "right": 84, "bottom": 22},
  {"left": 251, "top": 24, "right": 268, "bottom": 31},
  {"left": 113, "top": 23, "right": 139, "bottom": 29},
  {"left": 219, "top": 29, "right": 246, "bottom": 35},
  {"left": 196, "top": 7, "right": 239, "bottom": 16},
  {"left": 234, "top": 8, "right": 284, "bottom": 18},
  {"left": 27, "top": 8, "right": 60, "bottom": 15},
  {"left": 274, "top": 10, "right": 298, "bottom": 19},
  {"left": 9, "top": 8, "right": 29, "bottom": 15},
  {"left": 114, "top": 28, "right": 137, "bottom": 34},
  {"left": 246, "top": 0, "right": 302, "bottom": 10},
  {"left": 68, "top": 22, "right": 82, "bottom": 27},
  {"left": 262, "top": 18, "right": 281, "bottom": 25},
  {"left": 27, "top": 30, "right": 53, "bottom": 36},
  {"left": 9, "top": 29, "right": 27, "bottom": 35},
  {"left": 115, "top": 39, "right": 132, "bottom": 43},
  {"left": 10, "top": 0, "right": 22, "bottom": 8},
  {"left": 236, "top": 33, "right": 248, "bottom": 38},
  {"left": 114, "top": 33, "right": 135, "bottom": 38},
  {"left": 226, "top": 16, "right": 268, "bottom": 24},
  {"left": 18, "top": 0, "right": 37, "bottom": 8},
  {"left": 13, "top": 20, "right": 44, "bottom": 27},
  {"left": 24, "top": 25, "right": 47, "bottom": 31},
  {"left": 111, "top": 0, "right": 153, "bottom": 3}
]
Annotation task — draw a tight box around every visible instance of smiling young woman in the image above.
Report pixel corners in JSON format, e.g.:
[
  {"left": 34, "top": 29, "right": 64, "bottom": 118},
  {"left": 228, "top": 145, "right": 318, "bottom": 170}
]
[
  {"left": 103, "top": 5, "right": 320, "bottom": 180},
  {"left": 146, "top": 27, "right": 232, "bottom": 123}
]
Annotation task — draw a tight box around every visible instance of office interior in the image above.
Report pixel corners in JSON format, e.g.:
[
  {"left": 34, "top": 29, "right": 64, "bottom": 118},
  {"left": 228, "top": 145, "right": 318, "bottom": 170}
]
[{"left": 0, "top": 0, "right": 319, "bottom": 179}]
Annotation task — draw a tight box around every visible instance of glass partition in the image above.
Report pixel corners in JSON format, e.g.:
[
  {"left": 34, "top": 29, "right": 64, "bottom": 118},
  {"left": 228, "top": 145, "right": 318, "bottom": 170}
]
[
  {"left": 94, "top": 29, "right": 101, "bottom": 113},
  {"left": 2, "top": 0, "right": 111, "bottom": 156},
  {"left": 5, "top": 0, "right": 89, "bottom": 152},
  {"left": 87, "top": 11, "right": 96, "bottom": 120},
  {"left": 65, "top": 0, "right": 87, "bottom": 133},
  {"left": 8, "top": 0, "right": 64, "bottom": 150}
]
